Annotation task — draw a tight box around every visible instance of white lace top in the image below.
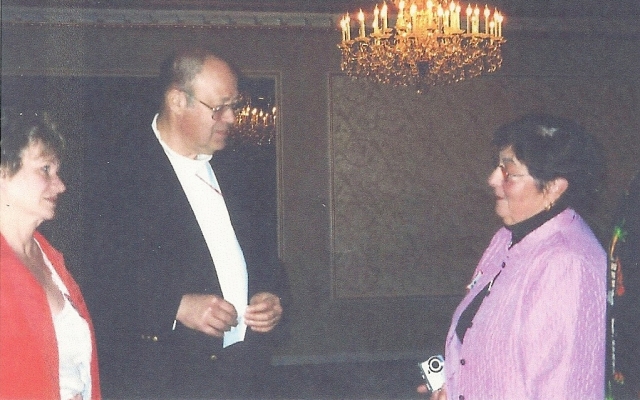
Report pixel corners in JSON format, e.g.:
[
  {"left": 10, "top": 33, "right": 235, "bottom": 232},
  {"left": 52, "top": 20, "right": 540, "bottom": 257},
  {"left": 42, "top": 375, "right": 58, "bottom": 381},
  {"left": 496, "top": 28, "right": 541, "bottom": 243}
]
[{"left": 38, "top": 240, "right": 92, "bottom": 400}]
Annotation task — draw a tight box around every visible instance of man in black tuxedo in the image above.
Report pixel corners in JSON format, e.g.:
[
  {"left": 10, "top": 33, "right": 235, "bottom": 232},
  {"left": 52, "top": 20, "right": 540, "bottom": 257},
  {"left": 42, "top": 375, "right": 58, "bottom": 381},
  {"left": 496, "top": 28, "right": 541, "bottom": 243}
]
[{"left": 84, "top": 48, "right": 288, "bottom": 398}]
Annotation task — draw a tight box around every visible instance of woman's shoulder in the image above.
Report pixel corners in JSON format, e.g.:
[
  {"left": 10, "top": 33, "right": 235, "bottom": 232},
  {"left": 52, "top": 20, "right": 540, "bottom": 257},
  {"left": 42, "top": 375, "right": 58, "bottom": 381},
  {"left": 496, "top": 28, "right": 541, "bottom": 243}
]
[
  {"left": 533, "top": 230, "right": 605, "bottom": 280},
  {"left": 536, "top": 209, "right": 603, "bottom": 251},
  {"left": 517, "top": 211, "right": 606, "bottom": 274}
]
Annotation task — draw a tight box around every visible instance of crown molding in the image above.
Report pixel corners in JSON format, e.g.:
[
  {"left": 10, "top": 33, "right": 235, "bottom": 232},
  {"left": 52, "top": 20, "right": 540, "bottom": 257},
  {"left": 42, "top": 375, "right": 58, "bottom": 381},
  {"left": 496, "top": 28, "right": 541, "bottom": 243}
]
[
  {"left": 2, "top": 6, "right": 639, "bottom": 36},
  {"left": 1, "top": 6, "right": 339, "bottom": 29}
]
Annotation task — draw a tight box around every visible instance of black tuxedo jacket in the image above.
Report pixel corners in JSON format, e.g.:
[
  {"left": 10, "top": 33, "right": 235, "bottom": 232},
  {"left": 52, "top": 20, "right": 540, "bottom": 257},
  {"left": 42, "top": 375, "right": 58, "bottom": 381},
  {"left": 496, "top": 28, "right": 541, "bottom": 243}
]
[{"left": 84, "top": 124, "right": 288, "bottom": 397}]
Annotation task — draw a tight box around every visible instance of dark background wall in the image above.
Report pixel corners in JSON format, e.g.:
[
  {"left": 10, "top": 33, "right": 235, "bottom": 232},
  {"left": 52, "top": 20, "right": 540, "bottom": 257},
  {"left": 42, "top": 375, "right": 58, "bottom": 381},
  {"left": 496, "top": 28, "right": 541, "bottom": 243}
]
[{"left": 2, "top": 2, "right": 639, "bottom": 365}]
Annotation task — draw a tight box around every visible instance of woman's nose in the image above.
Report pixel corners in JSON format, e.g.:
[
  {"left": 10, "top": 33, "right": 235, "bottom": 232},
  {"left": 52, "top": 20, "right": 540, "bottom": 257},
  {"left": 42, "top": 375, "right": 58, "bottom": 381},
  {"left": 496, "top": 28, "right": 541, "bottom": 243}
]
[
  {"left": 53, "top": 174, "right": 66, "bottom": 193},
  {"left": 487, "top": 166, "right": 502, "bottom": 187}
]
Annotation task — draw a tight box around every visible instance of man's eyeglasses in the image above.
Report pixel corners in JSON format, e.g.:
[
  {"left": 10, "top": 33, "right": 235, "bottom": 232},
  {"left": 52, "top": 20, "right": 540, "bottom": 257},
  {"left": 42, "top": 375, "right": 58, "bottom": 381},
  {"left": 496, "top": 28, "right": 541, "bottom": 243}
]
[
  {"left": 195, "top": 97, "right": 244, "bottom": 120},
  {"left": 498, "top": 164, "right": 529, "bottom": 181}
]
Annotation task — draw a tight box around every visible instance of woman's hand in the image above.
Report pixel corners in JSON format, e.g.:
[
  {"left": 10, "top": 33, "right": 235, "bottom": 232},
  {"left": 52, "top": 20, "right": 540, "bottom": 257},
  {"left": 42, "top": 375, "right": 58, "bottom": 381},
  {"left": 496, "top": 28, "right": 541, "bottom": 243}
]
[{"left": 416, "top": 384, "right": 447, "bottom": 400}]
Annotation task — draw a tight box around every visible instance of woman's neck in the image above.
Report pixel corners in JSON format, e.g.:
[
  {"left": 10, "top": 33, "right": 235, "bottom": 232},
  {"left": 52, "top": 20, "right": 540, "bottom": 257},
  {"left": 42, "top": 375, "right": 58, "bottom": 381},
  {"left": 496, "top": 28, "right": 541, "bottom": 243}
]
[
  {"left": 506, "top": 203, "right": 567, "bottom": 248},
  {"left": 0, "top": 211, "right": 39, "bottom": 259}
]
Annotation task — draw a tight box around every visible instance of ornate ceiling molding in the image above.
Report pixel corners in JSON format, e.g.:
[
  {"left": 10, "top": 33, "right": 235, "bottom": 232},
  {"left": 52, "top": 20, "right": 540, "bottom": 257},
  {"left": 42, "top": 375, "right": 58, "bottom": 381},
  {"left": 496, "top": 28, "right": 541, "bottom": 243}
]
[
  {"left": 2, "top": 6, "right": 339, "bottom": 29},
  {"left": 2, "top": 6, "right": 639, "bottom": 35}
]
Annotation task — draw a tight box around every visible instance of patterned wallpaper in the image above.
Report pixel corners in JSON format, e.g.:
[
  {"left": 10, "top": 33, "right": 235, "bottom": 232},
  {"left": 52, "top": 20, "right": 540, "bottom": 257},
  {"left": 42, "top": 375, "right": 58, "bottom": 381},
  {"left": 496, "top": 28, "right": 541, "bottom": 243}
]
[{"left": 330, "top": 75, "right": 640, "bottom": 298}]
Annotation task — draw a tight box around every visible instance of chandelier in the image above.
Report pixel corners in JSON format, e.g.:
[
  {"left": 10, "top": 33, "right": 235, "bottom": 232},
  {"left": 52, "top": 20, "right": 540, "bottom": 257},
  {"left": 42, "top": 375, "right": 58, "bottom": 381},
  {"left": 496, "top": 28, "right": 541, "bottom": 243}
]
[
  {"left": 229, "top": 95, "right": 277, "bottom": 146},
  {"left": 338, "top": 0, "right": 505, "bottom": 90}
]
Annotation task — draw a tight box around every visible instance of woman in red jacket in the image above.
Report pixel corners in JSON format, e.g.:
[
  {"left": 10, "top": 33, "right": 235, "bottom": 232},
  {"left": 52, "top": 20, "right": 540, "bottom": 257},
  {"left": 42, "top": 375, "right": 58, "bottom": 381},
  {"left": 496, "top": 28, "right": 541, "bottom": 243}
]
[{"left": 0, "top": 111, "right": 100, "bottom": 399}]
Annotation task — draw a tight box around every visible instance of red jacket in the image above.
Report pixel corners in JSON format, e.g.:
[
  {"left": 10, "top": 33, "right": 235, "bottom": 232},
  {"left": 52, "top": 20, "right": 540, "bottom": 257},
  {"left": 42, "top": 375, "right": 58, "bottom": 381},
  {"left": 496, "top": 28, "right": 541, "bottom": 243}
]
[{"left": 0, "top": 232, "right": 101, "bottom": 399}]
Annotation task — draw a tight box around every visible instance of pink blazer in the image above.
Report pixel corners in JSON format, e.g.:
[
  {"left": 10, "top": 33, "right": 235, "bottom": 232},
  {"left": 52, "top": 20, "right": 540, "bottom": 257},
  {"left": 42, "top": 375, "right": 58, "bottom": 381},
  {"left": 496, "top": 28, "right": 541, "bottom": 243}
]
[{"left": 445, "top": 209, "right": 606, "bottom": 400}]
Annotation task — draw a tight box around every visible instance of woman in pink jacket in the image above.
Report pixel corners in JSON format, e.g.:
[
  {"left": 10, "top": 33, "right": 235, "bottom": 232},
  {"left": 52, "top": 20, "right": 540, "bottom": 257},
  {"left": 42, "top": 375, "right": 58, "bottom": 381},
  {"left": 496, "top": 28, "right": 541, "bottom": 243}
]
[
  {"left": 0, "top": 111, "right": 100, "bottom": 399},
  {"left": 420, "top": 114, "right": 607, "bottom": 400}
]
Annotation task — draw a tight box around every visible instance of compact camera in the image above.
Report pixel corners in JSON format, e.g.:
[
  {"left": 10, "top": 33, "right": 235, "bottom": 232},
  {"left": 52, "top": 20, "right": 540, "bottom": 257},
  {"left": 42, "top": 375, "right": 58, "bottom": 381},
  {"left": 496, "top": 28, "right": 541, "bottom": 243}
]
[{"left": 419, "top": 355, "right": 445, "bottom": 392}]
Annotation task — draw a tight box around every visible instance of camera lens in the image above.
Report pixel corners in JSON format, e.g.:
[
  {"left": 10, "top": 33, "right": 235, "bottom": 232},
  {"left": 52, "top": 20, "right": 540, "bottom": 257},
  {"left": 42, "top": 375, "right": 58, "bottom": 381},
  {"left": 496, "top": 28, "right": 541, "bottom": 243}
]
[{"left": 429, "top": 358, "right": 443, "bottom": 372}]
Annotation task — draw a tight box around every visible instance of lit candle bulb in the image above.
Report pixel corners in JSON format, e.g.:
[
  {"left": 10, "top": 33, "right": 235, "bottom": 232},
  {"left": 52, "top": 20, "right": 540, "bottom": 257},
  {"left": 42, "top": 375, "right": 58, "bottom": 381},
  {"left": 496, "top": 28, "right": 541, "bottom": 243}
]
[
  {"left": 381, "top": 2, "right": 388, "bottom": 31},
  {"left": 373, "top": 5, "right": 380, "bottom": 34},
  {"left": 397, "top": 0, "right": 406, "bottom": 29},
  {"left": 426, "top": 0, "right": 434, "bottom": 28},
  {"left": 346, "top": 13, "right": 351, "bottom": 40},
  {"left": 437, "top": 4, "right": 444, "bottom": 30},
  {"left": 358, "top": 9, "right": 366, "bottom": 37},
  {"left": 449, "top": 1, "right": 456, "bottom": 29},
  {"left": 410, "top": 3, "right": 418, "bottom": 33},
  {"left": 472, "top": 5, "right": 480, "bottom": 34},
  {"left": 484, "top": 5, "right": 490, "bottom": 34},
  {"left": 495, "top": 11, "right": 503, "bottom": 37},
  {"left": 466, "top": 4, "right": 472, "bottom": 32}
]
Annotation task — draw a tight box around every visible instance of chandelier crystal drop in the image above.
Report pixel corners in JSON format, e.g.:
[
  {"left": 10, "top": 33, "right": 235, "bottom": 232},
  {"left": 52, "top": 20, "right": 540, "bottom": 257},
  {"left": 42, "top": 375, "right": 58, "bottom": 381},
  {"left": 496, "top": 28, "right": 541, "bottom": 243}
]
[{"left": 338, "top": 0, "right": 505, "bottom": 90}]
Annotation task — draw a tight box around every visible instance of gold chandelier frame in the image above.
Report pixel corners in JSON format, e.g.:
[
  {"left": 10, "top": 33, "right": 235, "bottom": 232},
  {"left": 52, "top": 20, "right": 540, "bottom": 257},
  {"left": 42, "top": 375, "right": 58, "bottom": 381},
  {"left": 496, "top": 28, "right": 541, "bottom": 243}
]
[{"left": 338, "top": 1, "right": 505, "bottom": 90}]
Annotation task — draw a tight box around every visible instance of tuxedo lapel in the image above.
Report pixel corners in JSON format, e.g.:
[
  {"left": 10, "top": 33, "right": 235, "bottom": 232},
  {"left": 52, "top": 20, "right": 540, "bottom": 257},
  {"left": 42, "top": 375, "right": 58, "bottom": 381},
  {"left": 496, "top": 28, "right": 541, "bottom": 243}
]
[{"left": 135, "top": 129, "right": 222, "bottom": 296}]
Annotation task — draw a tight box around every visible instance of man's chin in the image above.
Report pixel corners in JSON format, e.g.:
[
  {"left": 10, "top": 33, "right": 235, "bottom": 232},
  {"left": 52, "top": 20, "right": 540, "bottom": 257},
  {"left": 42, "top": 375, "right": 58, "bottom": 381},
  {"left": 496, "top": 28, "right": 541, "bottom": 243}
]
[{"left": 209, "top": 138, "right": 228, "bottom": 153}]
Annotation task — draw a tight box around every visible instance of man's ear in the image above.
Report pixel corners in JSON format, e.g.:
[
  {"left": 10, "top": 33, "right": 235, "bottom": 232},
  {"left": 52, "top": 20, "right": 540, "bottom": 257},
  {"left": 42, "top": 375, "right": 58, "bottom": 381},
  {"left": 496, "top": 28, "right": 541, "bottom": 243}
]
[{"left": 166, "top": 88, "right": 187, "bottom": 113}]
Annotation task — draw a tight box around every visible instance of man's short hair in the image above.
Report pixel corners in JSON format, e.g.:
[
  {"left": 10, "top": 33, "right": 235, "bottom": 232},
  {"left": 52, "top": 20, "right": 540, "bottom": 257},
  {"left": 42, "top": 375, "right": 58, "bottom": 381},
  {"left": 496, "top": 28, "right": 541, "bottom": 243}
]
[{"left": 159, "top": 48, "right": 219, "bottom": 98}]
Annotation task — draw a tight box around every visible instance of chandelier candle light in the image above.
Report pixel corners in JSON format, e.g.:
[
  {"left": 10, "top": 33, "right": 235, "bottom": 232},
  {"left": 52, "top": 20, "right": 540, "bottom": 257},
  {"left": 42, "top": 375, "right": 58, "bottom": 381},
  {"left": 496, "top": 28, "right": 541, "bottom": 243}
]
[
  {"left": 338, "top": 0, "right": 505, "bottom": 89},
  {"left": 230, "top": 100, "right": 277, "bottom": 146}
]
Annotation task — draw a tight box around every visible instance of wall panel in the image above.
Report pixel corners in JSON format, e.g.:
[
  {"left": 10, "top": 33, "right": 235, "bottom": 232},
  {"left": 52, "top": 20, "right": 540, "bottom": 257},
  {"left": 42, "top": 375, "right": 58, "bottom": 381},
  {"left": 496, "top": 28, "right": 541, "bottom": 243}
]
[{"left": 330, "top": 75, "right": 640, "bottom": 300}]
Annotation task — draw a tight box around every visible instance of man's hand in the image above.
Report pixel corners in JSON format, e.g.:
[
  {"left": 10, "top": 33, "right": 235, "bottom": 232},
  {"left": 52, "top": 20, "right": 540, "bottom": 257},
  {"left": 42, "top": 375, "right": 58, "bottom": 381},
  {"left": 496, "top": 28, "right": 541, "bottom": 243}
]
[
  {"left": 176, "top": 294, "right": 238, "bottom": 337},
  {"left": 244, "top": 292, "right": 282, "bottom": 333}
]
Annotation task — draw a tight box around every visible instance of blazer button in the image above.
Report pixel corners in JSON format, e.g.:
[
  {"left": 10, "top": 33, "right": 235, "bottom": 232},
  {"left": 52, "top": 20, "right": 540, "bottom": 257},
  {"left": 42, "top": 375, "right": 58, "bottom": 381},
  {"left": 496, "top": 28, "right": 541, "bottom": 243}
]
[
  {"left": 460, "top": 359, "right": 466, "bottom": 365},
  {"left": 459, "top": 396, "right": 465, "bottom": 400},
  {"left": 210, "top": 354, "right": 218, "bottom": 361}
]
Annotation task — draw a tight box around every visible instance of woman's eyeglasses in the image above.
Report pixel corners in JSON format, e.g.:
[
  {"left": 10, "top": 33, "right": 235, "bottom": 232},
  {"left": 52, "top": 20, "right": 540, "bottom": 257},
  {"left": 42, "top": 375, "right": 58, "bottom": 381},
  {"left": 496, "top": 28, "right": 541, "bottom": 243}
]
[{"left": 498, "top": 164, "right": 529, "bottom": 181}]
